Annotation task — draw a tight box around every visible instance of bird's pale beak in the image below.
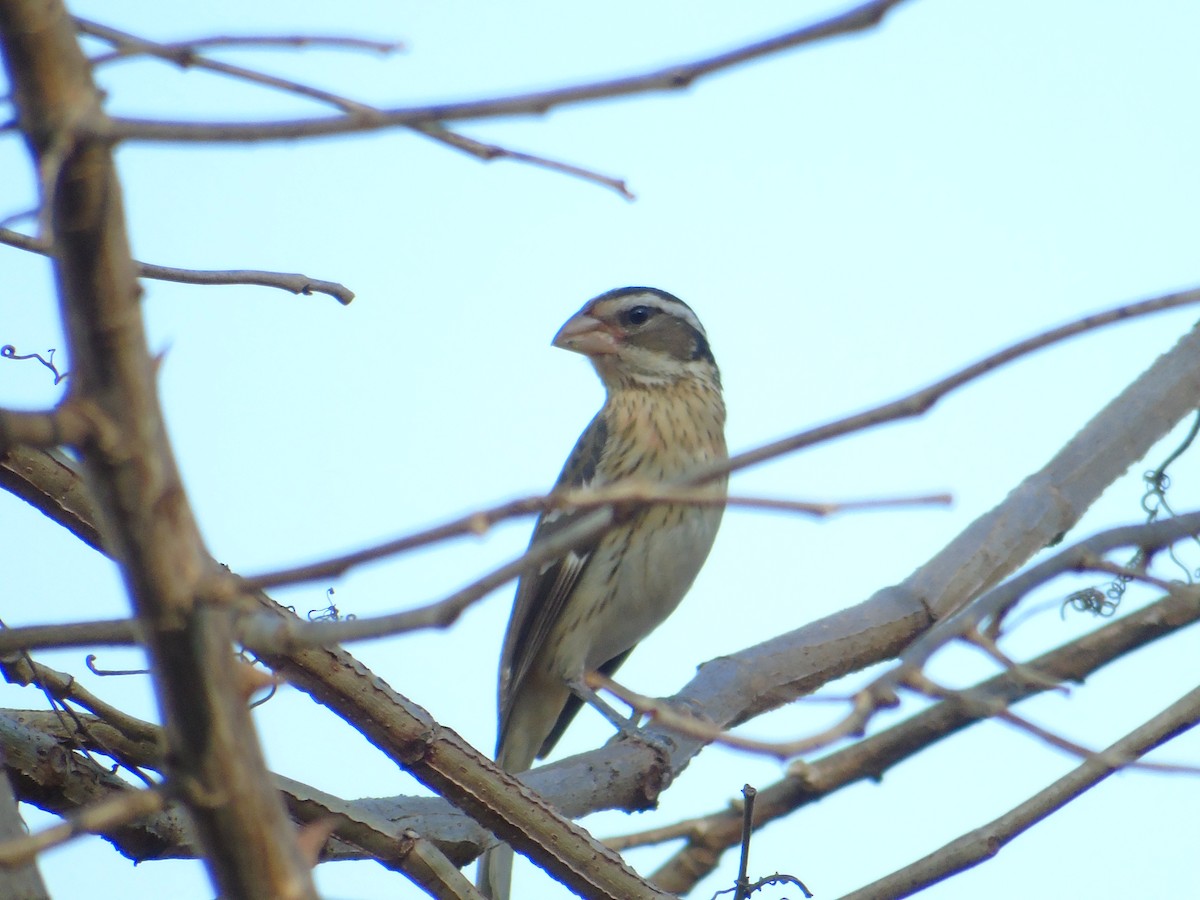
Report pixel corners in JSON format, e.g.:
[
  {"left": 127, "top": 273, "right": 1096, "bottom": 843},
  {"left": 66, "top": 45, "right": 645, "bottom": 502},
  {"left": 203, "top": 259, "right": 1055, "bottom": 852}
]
[{"left": 552, "top": 314, "right": 619, "bottom": 356}]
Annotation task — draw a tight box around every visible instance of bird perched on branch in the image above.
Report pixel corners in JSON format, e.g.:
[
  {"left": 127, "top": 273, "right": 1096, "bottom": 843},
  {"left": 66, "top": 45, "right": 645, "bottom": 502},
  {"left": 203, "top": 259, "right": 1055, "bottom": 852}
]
[{"left": 478, "top": 287, "right": 728, "bottom": 899}]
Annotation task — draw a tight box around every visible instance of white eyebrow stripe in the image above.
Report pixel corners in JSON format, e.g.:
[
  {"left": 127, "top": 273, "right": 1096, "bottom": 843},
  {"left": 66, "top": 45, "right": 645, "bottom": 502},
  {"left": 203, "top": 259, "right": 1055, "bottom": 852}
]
[{"left": 600, "top": 291, "right": 707, "bottom": 337}]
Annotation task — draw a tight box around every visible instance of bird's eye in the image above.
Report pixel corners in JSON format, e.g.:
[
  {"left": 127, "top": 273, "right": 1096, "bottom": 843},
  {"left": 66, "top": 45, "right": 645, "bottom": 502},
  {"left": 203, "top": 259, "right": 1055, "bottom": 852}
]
[{"left": 622, "top": 305, "right": 656, "bottom": 327}]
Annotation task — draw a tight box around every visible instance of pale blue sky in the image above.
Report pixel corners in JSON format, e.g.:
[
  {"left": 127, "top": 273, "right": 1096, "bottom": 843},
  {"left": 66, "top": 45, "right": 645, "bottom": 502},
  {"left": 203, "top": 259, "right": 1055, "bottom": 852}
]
[{"left": 3, "top": 2, "right": 1199, "bottom": 898}]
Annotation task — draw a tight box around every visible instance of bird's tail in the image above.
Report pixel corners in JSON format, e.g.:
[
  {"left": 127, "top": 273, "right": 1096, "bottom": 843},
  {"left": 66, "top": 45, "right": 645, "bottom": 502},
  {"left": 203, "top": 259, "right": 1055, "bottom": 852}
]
[
  {"left": 476, "top": 841, "right": 514, "bottom": 900},
  {"left": 480, "top": 680, "right": 564, "bottom": 898}
]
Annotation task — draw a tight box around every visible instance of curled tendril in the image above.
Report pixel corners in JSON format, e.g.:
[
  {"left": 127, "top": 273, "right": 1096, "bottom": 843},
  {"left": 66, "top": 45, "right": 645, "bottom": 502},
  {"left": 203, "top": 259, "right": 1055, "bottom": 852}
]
[
  {"left": 308, "top": 587, "right": 355, "bottom": 622},
  {"left": 1, "top": 344, "right": 69, "bottom": 384},
  {"left": 249, "top": 682, "right": 278, "bottom": 708},
  {"left": 1064, "top": 413, "right": 1200, "bottom": 618},
  {"left": 84, "top": 653, "right": 149, "bottom": 676},
  {"left": 1062, "top": 588, "right": 1118, "bottom": 618},
  {"left": 235, "top": 649, "right": 279, "bottom": 708}
]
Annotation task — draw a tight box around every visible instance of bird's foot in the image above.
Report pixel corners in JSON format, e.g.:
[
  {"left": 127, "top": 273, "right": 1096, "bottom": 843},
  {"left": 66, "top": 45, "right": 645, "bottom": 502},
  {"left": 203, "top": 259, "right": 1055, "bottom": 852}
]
[{"left": 566, "top": 678, "right": 676, "bottom": 757}]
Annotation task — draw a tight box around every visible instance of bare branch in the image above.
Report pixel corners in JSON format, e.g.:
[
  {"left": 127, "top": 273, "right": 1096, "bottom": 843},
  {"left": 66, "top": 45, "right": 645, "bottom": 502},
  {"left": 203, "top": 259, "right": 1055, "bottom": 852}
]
[
  {"left": 590, "top": 672, "right": 877, "bottom": 761},
  {"left": 898, "top": 513, "right": 1200, "bottom": 672},
  {"left": 277, "top": 776, "right": 485, "bottom": 898},
  {"left": 702, "top": 286, "right": 1200, "bottom": 485},
  {"left": 645, "top": 586, "right": 1200, "bottom": 893},
  {"left": 242, "top": 485, "right": 948, "bottom": 592},
  {"left": 5, "top": 308, "right": 1200, "bottom": 885},
  {"left": 235, "top": 509, "right": 613, "bottom": 652},
  {"left": 131, "top": 262, "right": 355, "bottom": 304},
  {"left": 76, "top": 19, "right": 637, "bottom": 198},
  {"left": 412, "top": 123, "right": 635, "bottom": 199},
  {"left": 0, "top": 711, "right": 191, "bottom": 862},
  {"left": 100, "top": 0, "right": 917, "bottom": 142},
  {"left": 842, "top": 685, "right": 1200, "bottom": 900},
  {"left": 5, "top": 656, "right": 156, "bottom": 740},
  {"left": 75, "top": 17, "right": 380, "bottom": 113},
  {"left": 87, "top": 33, "right": 404, "bottom": 66},
  {"left": 0, "top": 405, "right": 88, "bottom": 450},
  {"left": 0, "top": 344, "right": 68, "bottom": 384},
  {"left": 0, "top": 618, "right": 147, "bottom": 654},
  {"left": 766, "top": 515, "right": 1200, "bottom": 761},
  {"left": 232, "top": 489, "right": 947, "bottom": 651},
  {"left": 0, "top": 766, "right": 48, "bottom": 897},
  {"left": 0, "top": 226, "right": 355, "bottom": 304},
  {"left": 0, "top": 786, "right": 166, "bottom": 870},
  {"left": 0, "top": 446, "right": 105, "bottom": 551},
  {"left": 0, "top": 2, "right": 319, "bottom": 894}
]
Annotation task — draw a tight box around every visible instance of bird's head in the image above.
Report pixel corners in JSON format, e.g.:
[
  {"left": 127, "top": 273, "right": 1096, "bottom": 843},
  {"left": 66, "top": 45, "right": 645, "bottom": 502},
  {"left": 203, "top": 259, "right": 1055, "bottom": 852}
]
[{"left": 552, "top": 287, "right": 719, "bottom": 390}]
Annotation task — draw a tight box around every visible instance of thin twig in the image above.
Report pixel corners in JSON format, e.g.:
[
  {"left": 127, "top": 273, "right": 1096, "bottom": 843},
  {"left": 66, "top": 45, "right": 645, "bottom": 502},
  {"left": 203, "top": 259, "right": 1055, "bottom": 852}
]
[
  {"left": 898, "top": 512, "right": 1200, "bottom": 672},
  {"left": 643, "top": 586, "right": 1200, "bottom": 893},
  {"left": 0, "top": 226, "right": 354, "bottom": 304},
  {"left": 733, "top": 785, "right": 755, "bottom": 900},
  {"left": 234, "top": 509, "right": 614, "bottom": 652},
  {"left": 841, "top": 685, "right": 1200, "bottom": 899},
  {"left": 0, "top": 344, "right": 68, "bottom": 384},
  {"left": 241, "top": 487, "right": 948, "bottom": 591},
  {"left": 75, "top": 18, "right": 636, "bottom": 198},
  {"left": 0, "top": 618, "right": 140, "bottom": 655},
  {"left": 0, "top": 787, "right": 165, "bottom": 869},
  {"left": 698, "top": 286, "right": 1200, "bottom": 485},
  {"left": 412, "top": 123, "right": 635, "bottom": 200},
  {"left": 779, "top": 515, "right": 1200, "bottom": 762},
  {"left": 88, "top": 32, "right": 404, "bottom": 66},
  {"left": 590, "top": 672, "right": 881, "bottom": 761},
  {"left": 600, "top": 514, "right": 1200, "bottom": 764},
  {"left": 102, "top": 0, "right": 917, "bottom": 142},
  {"left": 2, "top": 656, "right": 161, "bottom": 748}
]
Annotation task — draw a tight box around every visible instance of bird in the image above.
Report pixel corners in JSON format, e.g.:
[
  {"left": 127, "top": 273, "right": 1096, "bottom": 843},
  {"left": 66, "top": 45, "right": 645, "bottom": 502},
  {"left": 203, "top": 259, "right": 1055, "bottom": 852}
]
[{"left": 478, "top": 287, "right": 728, "bottom": 899}]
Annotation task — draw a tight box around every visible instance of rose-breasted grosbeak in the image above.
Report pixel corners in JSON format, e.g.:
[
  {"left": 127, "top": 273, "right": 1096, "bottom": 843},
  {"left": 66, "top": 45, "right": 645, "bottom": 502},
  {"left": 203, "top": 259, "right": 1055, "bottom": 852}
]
[{"left": 479, "top": 287, "right": 728, "bottom": 899}]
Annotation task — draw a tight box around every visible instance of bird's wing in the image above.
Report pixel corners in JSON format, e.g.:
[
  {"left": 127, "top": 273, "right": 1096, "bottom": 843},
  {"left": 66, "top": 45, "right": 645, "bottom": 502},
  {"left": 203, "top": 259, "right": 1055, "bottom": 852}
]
[{"left": 498, "top": 411, "right": 608, "bottom": 742}]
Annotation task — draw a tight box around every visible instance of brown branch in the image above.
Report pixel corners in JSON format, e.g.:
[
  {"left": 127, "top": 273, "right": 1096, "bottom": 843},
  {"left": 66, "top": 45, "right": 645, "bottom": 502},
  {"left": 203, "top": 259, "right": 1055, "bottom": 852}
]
[
  {"left": 4, "top": 318, "right": 1200, "bottom": 830},
  {"left": 897, "top": 513, "right": 1200, "bottom": 672},
  {"left": 5, "top": 309, "right": 1200, "bottom": 887},
  {"left": 0, "top": 443, "right": 669, "bottom": 895},
  {"left": 0, "top": 786, "right": 166, "bottom": 870},
  {"left": 100, "top": 0, "right": 916, "bottom": 142},
  {"left": 75, "top": 19, "right": 635, "bottom": 198},
  {"left": 232, "top": 490, "right": 947, "bottom": 651},
  {"left": 993, "top": 708, "right": 1200, "bottom": 776},
  {"left": 842, "top": 685, "right": 1200, "bottom": 900},
  {"left": 0, "top": 3, "right": 318, "bottom": 897},
  {"left": 87, "top": 33, "right": 404, "bottom": 66},
  {"left": 2, "top": 657, "right": 161, "bottom": 750},
  {"left": 0, "top": 226, "right": 355, "bottom": 304},
  {"left": 411, "top": 123, "right": 635, "bottom": 199},
  {"left": 0, "top": 711, "right": 192, "bottom": 862},
  {"left": 8, "top": 711, "right": 487, "bottom": 877},
  {"left": 277, "top": 776, "right": 485, "bottom": 898},
  {"left": 0, "top": 765, "right": 48, "bottom": 897},
  {"left": 75, "top": 17, "right": 381, "bottom": 113},
  {"left": 700, "top": 286, "right": 1200, "bottom": 485},
  {"left": 644, "top": 586, "right": 1200, "bottom": 893},
  {"left": 235, "top": 508, "right": 613, "bottom": 652},
  {"left": 0, "top": 446, "right": 106, "bottom": 551},
  {"left": 0, "top": 404, "right": 90, "bottom": 450},
  {"left": 772, "top": 515, "right": 1200, "bottom": 762},
  {"left": 0, "top": 618, "right": 138, "bottom": 655},
  {"left": 591, "top": 672, "right": 878, "bottom": 761},
  {"left": 241, "top": 484, "right": 946, "bottom": 591}
]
